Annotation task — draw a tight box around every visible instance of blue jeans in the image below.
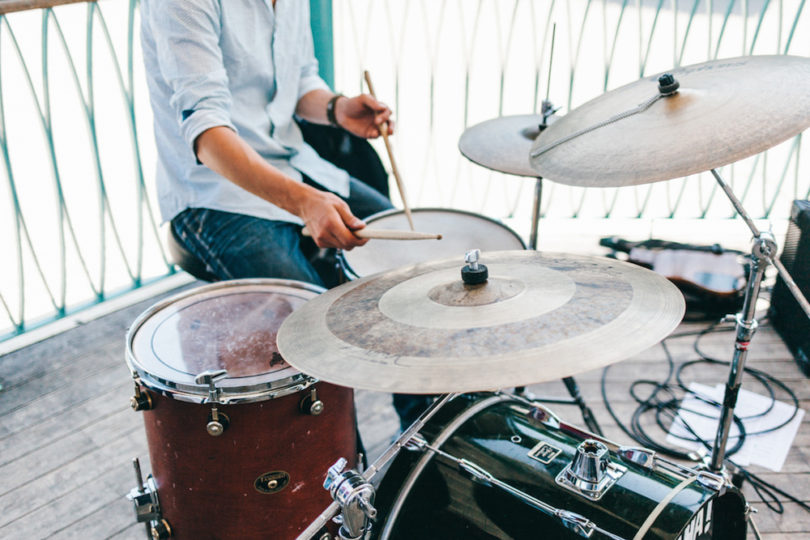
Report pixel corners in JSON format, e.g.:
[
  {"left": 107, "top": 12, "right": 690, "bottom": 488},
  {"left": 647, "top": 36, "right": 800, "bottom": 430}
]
[
  {"left": 171, "top": 176, "right": 432, "bottom": 427},
  {"left": 171, "top": 176, "right": 392, "bottom": 287}
]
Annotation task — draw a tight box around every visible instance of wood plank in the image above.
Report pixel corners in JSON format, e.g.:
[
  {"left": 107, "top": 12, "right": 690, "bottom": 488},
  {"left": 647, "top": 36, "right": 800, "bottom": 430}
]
[
  {"left": 49, "top": 475, "right": 146, "bottom": 540},
  {"left": 0, "top": 378, "right": 135, "bottom": 467},
  {"left": 748, "top": 502, "right": 810, "bottom": 534},
  {"left": 0, "top": 452, "right": 140, "bottom": 539},
  {"left": 0, "top": 407, "right": 142, "bottom": 504},
  {"left": 0, "top": 341, "right": 124, "bottom": 417},
  {"left": 0, "top": 360, "right": 133, "bottom": 440},
  {"left": 0, "top": 1, "right": 95, "bottom": 16},
  {"left": 107, "top": 522, "right": 146, "bottom": 540},
  {"left": 0, "top": 283, "right": 197, "bottom": 391}
]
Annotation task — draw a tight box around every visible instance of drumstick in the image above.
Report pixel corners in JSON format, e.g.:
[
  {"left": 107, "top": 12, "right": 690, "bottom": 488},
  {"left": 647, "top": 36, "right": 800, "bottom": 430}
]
[
  {"left": 301, "top": 226, "right": 441, "bottom": 240},
  {"left": 363, "top": 70, "right": 415, "bottom": 231}
]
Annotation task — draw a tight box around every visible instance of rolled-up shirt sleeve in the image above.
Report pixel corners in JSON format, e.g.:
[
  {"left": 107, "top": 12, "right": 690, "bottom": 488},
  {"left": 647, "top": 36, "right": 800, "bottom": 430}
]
[
  {"left": 147, "top": 0, "right": 237, "bottom": 151},
  {"left": 297, "top": 6, "right": 330, "bottom": 100}
]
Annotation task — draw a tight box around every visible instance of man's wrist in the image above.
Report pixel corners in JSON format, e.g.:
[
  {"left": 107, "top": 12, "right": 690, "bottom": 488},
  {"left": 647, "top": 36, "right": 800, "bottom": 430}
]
[{"left": 326, "top": 94, "right": 344, "bottom": 128}]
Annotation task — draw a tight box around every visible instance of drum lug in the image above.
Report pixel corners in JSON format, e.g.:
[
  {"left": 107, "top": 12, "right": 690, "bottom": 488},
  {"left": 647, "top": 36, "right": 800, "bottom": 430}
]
[
  {"left": 130, "top": 384, "right": 154, "bottom": 412},
  {"left": 195, "top": 369, "right": 230, "bottom": 436},
  {"left": 206, "top": 407, "right": 230, "bottom": 436},
  {"left": 617, "top": 446, "right": 656, "bottom": 469},
  {"left": 127, "top": 458, "right": 172, "bottom": 538},
  {"left": 300, "top": 387, "right": 325, "bottom": 416},
  {"left": 696, "top": 470, "right": 726, "bottom": 491}
]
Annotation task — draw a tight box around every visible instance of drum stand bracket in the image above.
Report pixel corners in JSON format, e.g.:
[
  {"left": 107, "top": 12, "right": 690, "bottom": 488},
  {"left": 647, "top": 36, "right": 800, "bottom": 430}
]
[
  {"left": 324, "top": 458, "right": 377, "bottom": 540},
  {"left": 127, "top": 458, "right": 172, "bottom": 539}
]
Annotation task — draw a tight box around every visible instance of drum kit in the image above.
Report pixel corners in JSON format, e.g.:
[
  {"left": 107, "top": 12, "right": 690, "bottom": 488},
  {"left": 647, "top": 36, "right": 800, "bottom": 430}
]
[{"left": 124, "top": 55, "right": 810, "bottom": 540}]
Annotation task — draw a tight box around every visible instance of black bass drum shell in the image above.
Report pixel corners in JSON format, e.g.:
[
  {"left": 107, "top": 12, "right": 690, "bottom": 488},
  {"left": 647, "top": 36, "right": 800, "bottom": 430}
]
[{"left": 373, "top": 393, "right": 747, "bottom": 540}]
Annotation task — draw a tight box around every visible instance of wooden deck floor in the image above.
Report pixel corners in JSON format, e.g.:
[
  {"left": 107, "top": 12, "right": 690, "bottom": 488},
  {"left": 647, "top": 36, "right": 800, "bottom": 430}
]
[{"left": 0, "top": 280, "right": 808, "bottom": 539}]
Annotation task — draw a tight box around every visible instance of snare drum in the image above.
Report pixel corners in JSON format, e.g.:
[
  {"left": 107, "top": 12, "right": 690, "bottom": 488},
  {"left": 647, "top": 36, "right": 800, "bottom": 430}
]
[
  {"left": 341, "top": 208, "right": 526, "bottom": 279},
  {"left": 126, "top": 279, "right": 356, "bottom": 540},
  {"left": 373, "top": 393, "right": 747, "bottom": 540}
]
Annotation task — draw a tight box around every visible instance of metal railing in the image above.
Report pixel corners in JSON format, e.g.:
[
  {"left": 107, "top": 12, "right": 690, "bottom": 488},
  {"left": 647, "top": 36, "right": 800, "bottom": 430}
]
[
  {"left": 0, "top": 0, "right": 173, "bottom": 342},
  {"left": 333, "top": 0, "right": 810, "bottom": 222},
  {"left": 1, "top": 0, "right": 808, "bottom": 342}
]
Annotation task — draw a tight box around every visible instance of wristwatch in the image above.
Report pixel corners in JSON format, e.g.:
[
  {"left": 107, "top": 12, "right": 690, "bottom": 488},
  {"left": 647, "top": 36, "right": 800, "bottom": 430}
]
[{"left": 327, "top": 94, "right": 344, "bottom": 128}]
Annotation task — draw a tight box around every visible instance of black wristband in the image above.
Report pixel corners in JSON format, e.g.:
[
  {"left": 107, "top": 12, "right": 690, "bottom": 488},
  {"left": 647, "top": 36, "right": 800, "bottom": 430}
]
[{"left": 326, "top": 94, "right": 344, "bottom": 128}]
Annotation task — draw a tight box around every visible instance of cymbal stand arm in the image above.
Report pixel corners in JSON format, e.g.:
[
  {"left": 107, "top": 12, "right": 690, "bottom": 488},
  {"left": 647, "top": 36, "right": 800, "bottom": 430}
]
[
  {"left": 295, "top": 393, "right": 457, "bottom": 540},
  {"left": 710, "top": 169, "right": 810, "bottom": 318}
]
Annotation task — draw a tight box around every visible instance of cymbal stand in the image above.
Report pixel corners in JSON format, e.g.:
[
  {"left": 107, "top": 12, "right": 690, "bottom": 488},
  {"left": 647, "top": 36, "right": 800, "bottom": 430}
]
[
  {"left": 708, "top": 168, "right": 810, "bottom": 473},
  {"left": 527, "top": 98, "right": 556, "bottom": 251},
  {"left": 296, "top": 393, "right": 458, "bottom": 540},
  {"left": 528, "top": 20, "right": 558, "bottom": 251},
  {"left": 510, "top": 100, "right": 604, "bottom": 435},
  {"left": 521, "top": 101, "right": 603, "bottom": 436}
]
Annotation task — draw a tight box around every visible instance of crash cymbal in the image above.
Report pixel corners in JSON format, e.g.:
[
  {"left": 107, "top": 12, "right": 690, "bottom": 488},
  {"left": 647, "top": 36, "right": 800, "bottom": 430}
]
[
  {"left": 530, "top": 55, "right": 810, "bottom": 187},
  {"left": 459, "top": 114, "right": 545, "bottom": 177},
  {"left": 276, "top": 250, "right": 684, "bottom": 394}
]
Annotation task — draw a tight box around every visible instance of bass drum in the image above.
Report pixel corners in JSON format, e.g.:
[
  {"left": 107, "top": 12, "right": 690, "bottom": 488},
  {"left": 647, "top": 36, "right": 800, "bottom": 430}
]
[
  {"left": 341, "top": 208, "right": 526, "bottom": 279},
  {"left": 126, "top": 279, "right": 356, "bottom": 540},
  {"left": 373, "top": 393, "right": 747, "bottom": 540}
]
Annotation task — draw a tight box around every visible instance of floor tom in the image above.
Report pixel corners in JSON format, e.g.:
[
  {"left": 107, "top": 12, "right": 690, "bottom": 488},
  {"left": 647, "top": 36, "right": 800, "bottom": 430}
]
[{"left": 126, "top": 279, "right": 356, "bottom": 539}]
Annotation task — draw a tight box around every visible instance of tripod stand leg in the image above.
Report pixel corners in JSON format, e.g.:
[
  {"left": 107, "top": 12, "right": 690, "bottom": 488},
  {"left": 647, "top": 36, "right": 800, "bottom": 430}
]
[
  {"left": 748, "top": 510, "right": 763, "bottom": 540},
  {"left": 563, "top": 376, "right": 603, "bottom": 435}
]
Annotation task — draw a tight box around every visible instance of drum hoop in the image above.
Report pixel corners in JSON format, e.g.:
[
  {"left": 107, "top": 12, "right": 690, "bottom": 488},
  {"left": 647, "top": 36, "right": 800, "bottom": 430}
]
[
  {"left": 379, "top": 393, "right": 513, "bottom": 540},
  {"left": 340, "top": 207, "right": 526, "bottom": 280},
  {"left": 125, "top": 278, "right": 324, "bottom": 404}
]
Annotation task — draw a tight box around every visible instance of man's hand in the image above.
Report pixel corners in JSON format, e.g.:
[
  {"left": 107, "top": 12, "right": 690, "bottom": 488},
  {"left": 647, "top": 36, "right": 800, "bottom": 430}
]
[
  {"left": 335, "top": 94, "right": 394, "bottom": 139},
  {"left": 298, "top": 189, "right": 369, "bottom": 250}
]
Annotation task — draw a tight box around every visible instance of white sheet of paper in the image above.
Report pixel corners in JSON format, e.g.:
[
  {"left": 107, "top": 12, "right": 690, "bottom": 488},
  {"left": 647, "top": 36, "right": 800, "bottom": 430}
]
[{"left": 666, "top": 382, "right": 805, "bottom": 471}]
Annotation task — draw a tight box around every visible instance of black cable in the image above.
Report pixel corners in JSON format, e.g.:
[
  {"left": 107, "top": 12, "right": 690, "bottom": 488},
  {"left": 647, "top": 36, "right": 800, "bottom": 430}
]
[{"left": 600, "top": 317, "right": 806, "bottom": 516}]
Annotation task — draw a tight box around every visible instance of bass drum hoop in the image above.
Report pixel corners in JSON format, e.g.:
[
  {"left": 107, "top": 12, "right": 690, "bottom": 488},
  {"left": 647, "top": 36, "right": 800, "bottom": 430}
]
[
  {"left": 340, "top": 207, "right": 527, "bottom": 280},
  {"left": 379, "top": 393, "right": 513, "bottom": 539},
  {"left": 125, "top": 278, "right": 325, "bottom": 404}
]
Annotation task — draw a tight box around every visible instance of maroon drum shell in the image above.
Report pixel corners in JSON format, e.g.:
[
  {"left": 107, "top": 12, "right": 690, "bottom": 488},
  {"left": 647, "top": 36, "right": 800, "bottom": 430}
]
[
  {"left": 126, "top": 279, "right": 356, "bottom": 539},
  {"left": 141, "top": 382, "right": 355, "bottom": 539}
]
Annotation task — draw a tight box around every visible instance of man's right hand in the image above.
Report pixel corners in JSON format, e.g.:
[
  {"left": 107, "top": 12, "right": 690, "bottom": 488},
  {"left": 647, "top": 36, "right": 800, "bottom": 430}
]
[
  {"left": 194, "top": 127, "right": 369, "bottom": 250},
  {"left": 298, "top": 189, "right": 369, "bottom": 250}
]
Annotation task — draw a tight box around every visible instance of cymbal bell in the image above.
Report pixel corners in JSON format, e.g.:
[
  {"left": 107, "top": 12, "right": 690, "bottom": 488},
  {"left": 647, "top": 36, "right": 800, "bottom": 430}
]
[
  {"left": 529, "top": 55, "right": 810, "bottom": 187},
  {"left": 276, "top": 251, "right": 685, "bottom": 394},
  {"left": 459, "top": 114, "right": 546, "bottom": 177}
]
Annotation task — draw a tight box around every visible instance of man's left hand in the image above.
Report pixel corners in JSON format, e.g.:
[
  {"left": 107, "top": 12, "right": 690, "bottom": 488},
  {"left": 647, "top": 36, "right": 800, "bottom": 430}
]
[{"left": 336, "top": 94, "right": 395, "bottom": 139}]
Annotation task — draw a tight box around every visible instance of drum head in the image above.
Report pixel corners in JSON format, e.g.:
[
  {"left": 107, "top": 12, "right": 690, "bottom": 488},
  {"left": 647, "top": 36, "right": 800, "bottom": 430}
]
[
  {"left": 343, "top": 208, "right": 525, "bottom": 278},
  {"left": 127, "top": 279, "right": 324, "bottom": 402}
]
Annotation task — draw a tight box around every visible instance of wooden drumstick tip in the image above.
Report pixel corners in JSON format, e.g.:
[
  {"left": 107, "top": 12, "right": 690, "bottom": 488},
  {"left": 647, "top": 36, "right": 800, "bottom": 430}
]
[{"left": 301, "top": 226, "right": 442, "bottom": 241}]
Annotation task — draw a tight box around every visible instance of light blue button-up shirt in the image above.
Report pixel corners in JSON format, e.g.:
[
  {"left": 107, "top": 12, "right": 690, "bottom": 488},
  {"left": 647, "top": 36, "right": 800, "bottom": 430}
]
[{"left": 140, "top": 0, "right": 350, "bottom": 224}]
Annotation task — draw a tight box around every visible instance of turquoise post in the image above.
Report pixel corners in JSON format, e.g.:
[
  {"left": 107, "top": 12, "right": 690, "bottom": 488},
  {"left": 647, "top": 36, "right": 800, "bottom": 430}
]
[{"left": 309, "top": 0, "right": 334, "bottom": 89}]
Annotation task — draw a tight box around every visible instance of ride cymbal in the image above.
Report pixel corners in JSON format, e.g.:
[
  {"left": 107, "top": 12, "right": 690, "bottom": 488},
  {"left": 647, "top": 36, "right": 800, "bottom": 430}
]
[
  {"left": 459, "top": 114, "right": 545, "bottom": 177},
  {"left": 529, "top": 55, "right": 810, "bottom": 187},
  {"left": 277, "top": 250, "right": 685, "bottom": 394}
]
